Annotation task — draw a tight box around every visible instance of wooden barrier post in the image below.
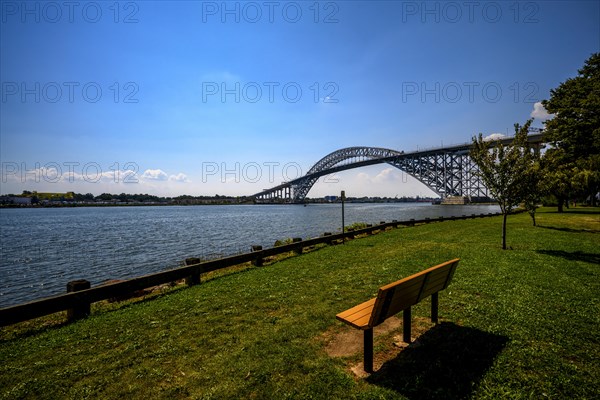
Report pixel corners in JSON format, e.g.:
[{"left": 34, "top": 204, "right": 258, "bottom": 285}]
[
  {"left": 292, "top": 238, "right": 303, "bottom": 254},
  {"left": 66, "top": 279, "right": 91, "bottom": 322},
  {"left": 184, "top": 258, "right": 202, "bottom": 285},
  {"left": 251, "top": 245, "right": 263, "bottom": 266}
]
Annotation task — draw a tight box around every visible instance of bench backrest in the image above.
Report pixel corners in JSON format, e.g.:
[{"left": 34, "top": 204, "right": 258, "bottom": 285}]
[{"left": 369, "top": 258, "right": 460, "bottom": 327}]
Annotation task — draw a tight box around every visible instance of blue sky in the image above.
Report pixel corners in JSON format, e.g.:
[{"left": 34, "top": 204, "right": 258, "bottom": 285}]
[{"left": 1, "top": 1, "right": 598, "bottom": 197}]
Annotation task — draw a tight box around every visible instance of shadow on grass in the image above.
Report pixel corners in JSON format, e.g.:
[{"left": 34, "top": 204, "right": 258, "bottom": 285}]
[
  {"left": 538, "top": 225, "right": 599, "bottom": 234},
  {"left": 542, "top": 206, "right": 600, "bottom": 214},
  {"left": 536, "top": 249, "right": 600, "bottom": 265},
  {"left": 555, "top": 208, "right": 600, "bottom": 215},
  {"left": 367, "top": 323, "right": 508, "bottom": 400},
  {"left": 0, "top": 316, "right": 70, "bottom": 344}
]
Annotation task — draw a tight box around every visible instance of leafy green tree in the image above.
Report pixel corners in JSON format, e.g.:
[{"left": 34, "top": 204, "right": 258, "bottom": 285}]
[
  {"left": 542, "top": 52, "right": 600, "bottom": 209},
  {"left": 96, "top": 193, "right": 114, "bottom": 201},
  {"left": 471, "top": 120, "right": 534, "bottom": 249},
  {"left": 522, "top": 154, "right": 544, "bottom": 226}
]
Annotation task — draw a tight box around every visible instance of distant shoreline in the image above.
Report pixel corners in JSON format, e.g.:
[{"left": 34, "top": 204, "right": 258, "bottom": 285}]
[{"left": 0, "top": 198, "right": 440, "bottom": 208}]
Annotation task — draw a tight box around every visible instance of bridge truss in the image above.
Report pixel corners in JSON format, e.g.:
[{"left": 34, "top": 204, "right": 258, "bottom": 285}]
[{"left": 253, "top": 134, "right": 543, "bottom": 203}]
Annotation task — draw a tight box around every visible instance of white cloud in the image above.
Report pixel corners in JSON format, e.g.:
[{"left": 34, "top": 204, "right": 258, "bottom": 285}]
[
  {"left": 169, "top": 173, "right": 189, "bottom": 183},
  {"left": 356, "top": 172, "right": 370, "bottom": 181},
  {"left": 372, "top": 167, "right": 398, "bottom": 183},
  {"left": 141, "top": 169, "right": 168, "bottom": 181},
  {"left": 483, "top": 133, "right": 506, "bottom": 141},
  {"left": 531, "top": 102, "right": 553, "bottom": 121},
  {"left": 355, "top": 168, "right": 401, "bottom": 184}
]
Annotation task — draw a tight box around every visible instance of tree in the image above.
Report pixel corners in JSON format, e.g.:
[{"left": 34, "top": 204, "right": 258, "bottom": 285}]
[
  {"left": 471, "top": 120, "right": 534, "bottom": 249},
  {"left": 96, "top": 193, "right": 114, "bottom": 201},
  {"left": 542, "top": 52, "right": 600, "bottom": 209},
  {"left": 522, "top": 154, "right": 544, "bottom": 226}
]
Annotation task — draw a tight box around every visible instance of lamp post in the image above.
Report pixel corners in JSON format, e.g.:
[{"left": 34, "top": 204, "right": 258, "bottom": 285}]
[{"left": 341, "top": 190, "right": 345, "bottom": 241}]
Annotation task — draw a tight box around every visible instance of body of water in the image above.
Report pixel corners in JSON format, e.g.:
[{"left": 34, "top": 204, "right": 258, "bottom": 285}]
[{"left": 0, "top": 203, "right": 499, "bottom": 307}]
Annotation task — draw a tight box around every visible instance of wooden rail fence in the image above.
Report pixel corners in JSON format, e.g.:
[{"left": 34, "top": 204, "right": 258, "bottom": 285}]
[{"left": 0, "top": 212, "right": 501, "bottom": 326}]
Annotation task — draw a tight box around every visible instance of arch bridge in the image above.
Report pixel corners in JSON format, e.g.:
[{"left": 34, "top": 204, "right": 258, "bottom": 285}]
[{"left": 252, "top": 133, "right": 544, "bottom": 203}]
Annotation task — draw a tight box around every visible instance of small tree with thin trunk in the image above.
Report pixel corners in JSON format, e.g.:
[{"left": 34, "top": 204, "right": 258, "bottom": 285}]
[
  {"left": 522, "top": 156, "right": 543, "bottom": 226},
  {"left": 471, "top": 120, "right": 533, "bottom": 249}
]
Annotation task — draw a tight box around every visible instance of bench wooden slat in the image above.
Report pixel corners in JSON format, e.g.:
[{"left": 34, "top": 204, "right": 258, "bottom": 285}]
[
  {"left": 377, "top": 259, "right": 458, "bottom": 293},
  {"left": 370, "top": 259, "right": 459, "bottom": 326},
  {"left": 336, "top": 298, "right": 376, "bottom": 329},
  {"left": 370, "top": 280, "right": 424, "bottom": 325},
  {"left": 419, "top": 272, "right": 452, "bottom": 295}
]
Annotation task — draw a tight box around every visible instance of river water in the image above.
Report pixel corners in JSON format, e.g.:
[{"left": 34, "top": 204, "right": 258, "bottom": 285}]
[{"left": 0, "top": 203, "right": 499, "bottom": 308}]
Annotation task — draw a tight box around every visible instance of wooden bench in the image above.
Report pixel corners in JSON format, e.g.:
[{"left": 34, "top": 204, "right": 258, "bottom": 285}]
[{"left": 336, "top": 258, "right": 460, "bottom": 373}]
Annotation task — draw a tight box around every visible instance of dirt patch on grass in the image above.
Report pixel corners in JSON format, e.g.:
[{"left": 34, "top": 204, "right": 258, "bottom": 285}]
[
  {"left": 324, "top": 317, "right": 401, "bottom": 357},
  {"left": 323, "top": 316, "right": 436, "bottom": 377}
]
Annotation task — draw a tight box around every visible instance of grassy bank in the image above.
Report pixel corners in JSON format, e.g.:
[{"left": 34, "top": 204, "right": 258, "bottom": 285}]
[{"left": 1, "top": 208, "right": 598, "bottom": 399}]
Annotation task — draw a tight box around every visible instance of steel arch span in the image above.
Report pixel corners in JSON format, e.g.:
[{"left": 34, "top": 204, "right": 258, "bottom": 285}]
[
  {"left": 292, "top": 147, "right": 406, "bottom": 201},
  {"left": 252, "top": 133, "right": 544, "bottom": 203}
]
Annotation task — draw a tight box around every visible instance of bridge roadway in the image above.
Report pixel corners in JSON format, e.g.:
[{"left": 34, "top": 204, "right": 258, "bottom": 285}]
[{"left": 252, "top": 133, "right": 544, "bottom": 203}]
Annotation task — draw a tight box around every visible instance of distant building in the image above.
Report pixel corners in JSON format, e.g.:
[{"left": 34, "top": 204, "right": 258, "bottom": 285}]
[{"left": 0, "top": 196, "right": 32, "bottom": 205}]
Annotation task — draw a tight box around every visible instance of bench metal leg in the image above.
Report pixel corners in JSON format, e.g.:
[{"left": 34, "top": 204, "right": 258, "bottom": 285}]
[
  {"left": 364, "top": 328, "right": 373, "bottom": 373},
  {"left": 431, "top": 292, "right": 439, "bottom": 323},
  {"left": 403, "top": 307, "right": 411, "bottom": 343}
]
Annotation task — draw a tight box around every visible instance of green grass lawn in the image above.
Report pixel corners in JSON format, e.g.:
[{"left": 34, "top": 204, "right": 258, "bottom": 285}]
[{"left": 1, "top": 208, "right": 599, "bottom": 399}]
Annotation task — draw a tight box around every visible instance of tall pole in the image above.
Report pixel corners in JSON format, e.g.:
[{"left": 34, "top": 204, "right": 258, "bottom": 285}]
[{"left": 341, "top": 190, "right": 345, "bottom": 241}]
